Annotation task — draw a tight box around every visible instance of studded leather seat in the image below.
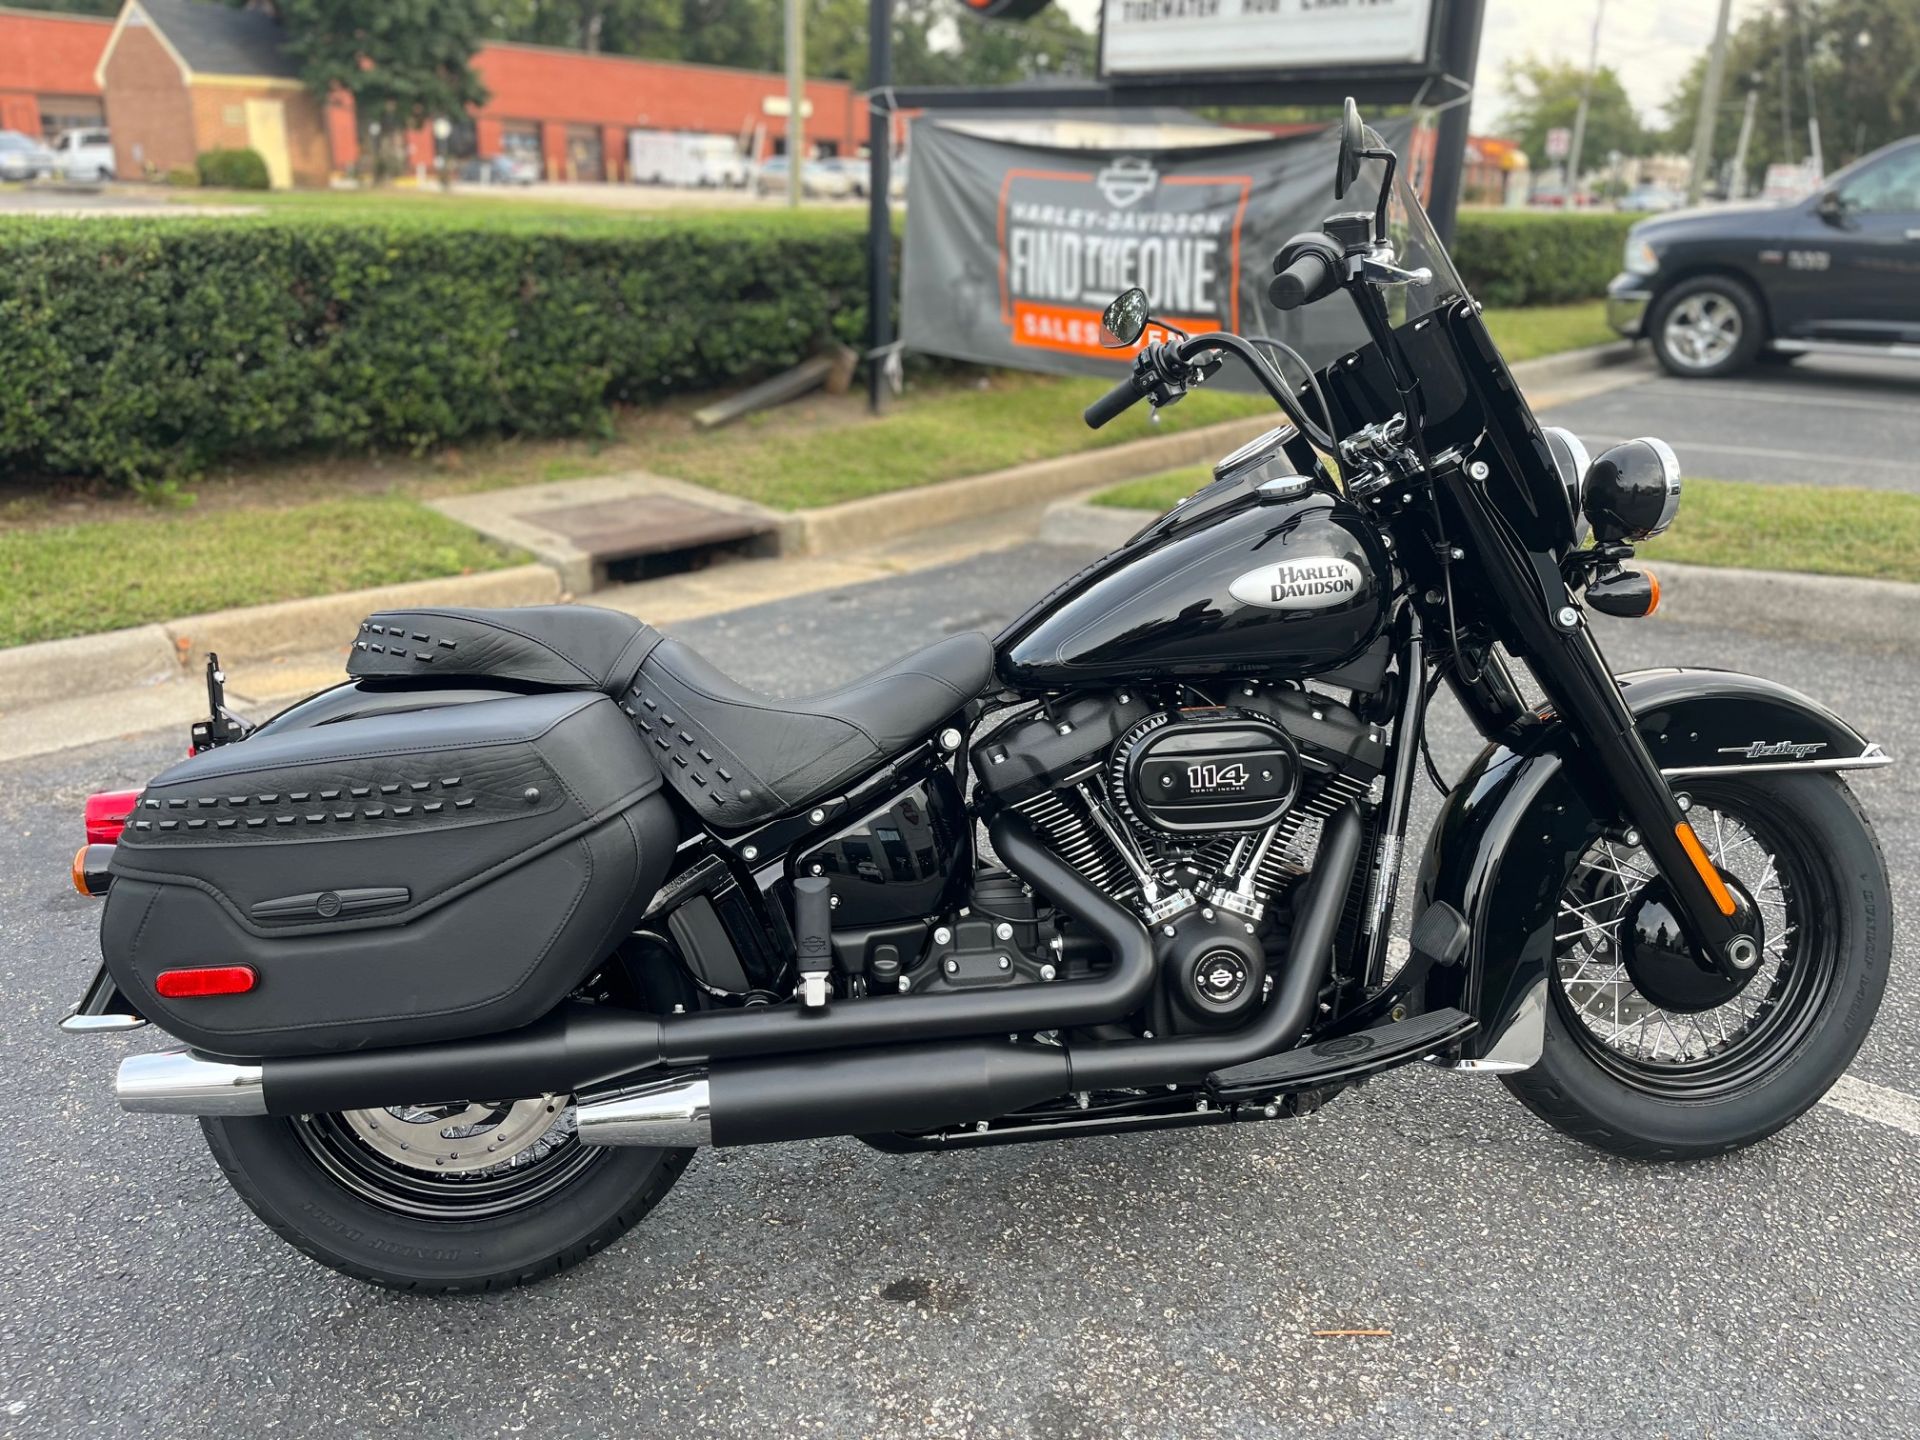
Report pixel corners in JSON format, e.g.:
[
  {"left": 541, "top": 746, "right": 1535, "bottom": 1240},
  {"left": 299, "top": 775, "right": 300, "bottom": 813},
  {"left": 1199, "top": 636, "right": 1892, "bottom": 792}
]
[{"left": 347, "top": 605, "right": 994, "bottom": 829}]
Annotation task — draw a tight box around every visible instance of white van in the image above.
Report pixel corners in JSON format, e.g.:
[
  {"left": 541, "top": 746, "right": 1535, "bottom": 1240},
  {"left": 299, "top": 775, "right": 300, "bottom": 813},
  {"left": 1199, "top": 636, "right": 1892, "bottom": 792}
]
[
  {"left": 53, "top": 128, "right": 114, "bottom": 183},
  {"left": 628, "top": 130, "right": 749, "bottom": 188}
]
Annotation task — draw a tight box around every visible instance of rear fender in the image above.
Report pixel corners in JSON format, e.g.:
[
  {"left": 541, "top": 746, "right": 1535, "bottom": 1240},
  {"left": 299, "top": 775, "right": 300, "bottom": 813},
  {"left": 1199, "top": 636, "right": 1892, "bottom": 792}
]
[{"left": 1417, "top": 668, "right": 1889, "bottom": 1057}]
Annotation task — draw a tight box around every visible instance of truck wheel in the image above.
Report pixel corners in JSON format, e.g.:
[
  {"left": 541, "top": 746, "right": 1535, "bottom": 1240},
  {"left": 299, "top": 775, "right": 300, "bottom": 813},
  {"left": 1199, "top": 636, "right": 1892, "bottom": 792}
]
[{"left": 1649, "top": 275, "right": 1763, "bottom": 378}]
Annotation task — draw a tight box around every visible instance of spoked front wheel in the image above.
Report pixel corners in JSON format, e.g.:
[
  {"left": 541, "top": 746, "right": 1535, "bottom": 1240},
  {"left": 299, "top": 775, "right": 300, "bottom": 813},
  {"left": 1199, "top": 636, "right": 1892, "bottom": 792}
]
[{"left": 1504, "top": 771, "right": 1890, "bottom": 1160}]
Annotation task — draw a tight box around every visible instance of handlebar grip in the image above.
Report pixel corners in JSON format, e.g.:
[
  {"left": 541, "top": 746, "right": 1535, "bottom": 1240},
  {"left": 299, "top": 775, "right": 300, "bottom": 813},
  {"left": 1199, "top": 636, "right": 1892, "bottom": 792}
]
[
  {"left": 1269, "top": 249, "right": 1337, "bottom": 311},
  {"left": 1083, "top": 373, "right": 1145, "bottom": 430}
]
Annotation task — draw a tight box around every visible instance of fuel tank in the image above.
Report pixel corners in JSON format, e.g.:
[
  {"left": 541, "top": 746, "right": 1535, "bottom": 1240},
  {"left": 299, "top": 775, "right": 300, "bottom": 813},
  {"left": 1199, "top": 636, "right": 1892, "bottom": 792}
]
[{"left": 998, "top": 485, "right": 1391, "bottom": 687}]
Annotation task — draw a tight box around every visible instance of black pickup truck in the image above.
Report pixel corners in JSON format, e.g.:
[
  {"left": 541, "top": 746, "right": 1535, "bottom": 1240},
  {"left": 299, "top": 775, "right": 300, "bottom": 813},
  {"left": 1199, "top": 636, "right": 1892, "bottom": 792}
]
[{"left": 1608, "top": 134, "right": 1920, "bottom": 378}]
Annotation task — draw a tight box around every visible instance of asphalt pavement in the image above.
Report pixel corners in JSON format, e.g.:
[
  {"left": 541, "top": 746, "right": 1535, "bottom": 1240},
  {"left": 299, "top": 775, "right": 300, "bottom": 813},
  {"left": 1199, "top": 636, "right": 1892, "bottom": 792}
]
[
  {"left": 1543, "top": 351, "right": 1920, "bottom": 490},
  {"left": 3, "top": 539, "right": 1917, "bottom": 1438}
]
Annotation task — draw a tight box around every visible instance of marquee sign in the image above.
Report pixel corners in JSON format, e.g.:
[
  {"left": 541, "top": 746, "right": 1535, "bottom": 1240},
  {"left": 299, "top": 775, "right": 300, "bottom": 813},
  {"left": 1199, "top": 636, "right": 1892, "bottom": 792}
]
[{"left": 1099, "top": 0, "right": 1438, "bottom": 78}]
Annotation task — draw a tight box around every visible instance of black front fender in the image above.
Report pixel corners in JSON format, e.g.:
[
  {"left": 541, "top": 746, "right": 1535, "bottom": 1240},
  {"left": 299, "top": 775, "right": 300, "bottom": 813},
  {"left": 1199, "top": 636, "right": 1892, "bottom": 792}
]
[{"left": 1417, "top": 667, "right": 1888, "bottom": 1055}]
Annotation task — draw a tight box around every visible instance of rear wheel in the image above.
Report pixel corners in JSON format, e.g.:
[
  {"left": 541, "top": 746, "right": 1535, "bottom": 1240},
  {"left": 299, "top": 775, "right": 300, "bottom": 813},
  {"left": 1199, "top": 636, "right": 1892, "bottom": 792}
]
[
  {"left": 1504, "top": 772, "right": 1890, "bottom": 1160},
  {"left": 204, "top": 1095, "right": 690, "bottom": 1291}
]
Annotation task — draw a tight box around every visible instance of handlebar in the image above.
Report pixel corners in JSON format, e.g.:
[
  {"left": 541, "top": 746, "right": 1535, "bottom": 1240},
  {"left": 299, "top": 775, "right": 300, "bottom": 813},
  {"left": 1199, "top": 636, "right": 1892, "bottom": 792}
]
[
  {"left": 1269, "top": 244, "right": 1340, "bottom": 311},
  {"left": 1083, "top": 372, "right": 1146, "bottom": 430}
]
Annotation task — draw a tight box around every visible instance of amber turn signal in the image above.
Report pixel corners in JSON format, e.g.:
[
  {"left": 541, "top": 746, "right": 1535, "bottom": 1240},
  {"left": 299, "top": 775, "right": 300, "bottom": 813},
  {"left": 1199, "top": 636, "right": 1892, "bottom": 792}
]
[
  {"left": 1585, "top": 567, "right": 1660, "bottom": 620},
  {"left": 1675, "top": 822, "right": 1738, "bottom": 916},
  {"left": 71, "top": 844, "right": 115, "bottom": 897}
]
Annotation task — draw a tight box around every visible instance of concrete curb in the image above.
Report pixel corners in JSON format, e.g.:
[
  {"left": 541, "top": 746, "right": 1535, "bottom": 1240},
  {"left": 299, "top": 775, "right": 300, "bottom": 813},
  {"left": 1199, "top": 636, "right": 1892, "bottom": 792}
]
[
  {"left": 1038, "top": 499, "right": 1919, "bottom": 651},
  {"left": 783, "top": 414, "right": 1279, "bottom": 557},
  {"left": 3, "top": 565, "right": 559, "bottom": 710},
  {"left": 1508, "top": 339, "right": 1638, "bottom": 387}
]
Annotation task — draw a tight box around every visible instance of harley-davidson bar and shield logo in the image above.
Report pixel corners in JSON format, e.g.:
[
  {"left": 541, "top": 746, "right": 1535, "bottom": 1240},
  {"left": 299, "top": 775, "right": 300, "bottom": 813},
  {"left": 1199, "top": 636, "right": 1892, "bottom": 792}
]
[
  {"left": 1229, "top": 558, "right": 1365, "bottom": 612},
  {"left": 998, "top": 158, "right": 1252, "bottom": 358}
]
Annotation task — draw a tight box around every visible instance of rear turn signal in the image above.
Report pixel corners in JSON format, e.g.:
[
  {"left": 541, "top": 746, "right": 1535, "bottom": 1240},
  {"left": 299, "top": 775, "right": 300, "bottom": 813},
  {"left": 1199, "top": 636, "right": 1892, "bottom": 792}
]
[
  {"left": 84, "top": 789, "right": 141, "bottom": 845},
  {"left": 154, "top": 966, "right": 258, "bottom": 999},
  {"left": 1585, "top": 567, "right": 1660, "bottom": 620},
  {"left": 71, "top": 844, "right": 115, "bottom": 897}
]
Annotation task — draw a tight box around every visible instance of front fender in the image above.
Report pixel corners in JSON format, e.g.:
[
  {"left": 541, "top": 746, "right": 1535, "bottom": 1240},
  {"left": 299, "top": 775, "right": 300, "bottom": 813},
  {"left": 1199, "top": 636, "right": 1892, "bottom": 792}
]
[{"left": 1417, "top": 667, "right": 1889, "bottom": 1056}]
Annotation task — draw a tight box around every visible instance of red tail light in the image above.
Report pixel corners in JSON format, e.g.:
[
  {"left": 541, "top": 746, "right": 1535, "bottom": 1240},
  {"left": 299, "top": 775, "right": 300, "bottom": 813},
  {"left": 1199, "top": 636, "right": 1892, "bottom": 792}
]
[
  {"left": 154, "top": 966, "right": 258, "bottom": 999},
  {"left": 84, "top": 789, "right": 141, "bottom": 845}
]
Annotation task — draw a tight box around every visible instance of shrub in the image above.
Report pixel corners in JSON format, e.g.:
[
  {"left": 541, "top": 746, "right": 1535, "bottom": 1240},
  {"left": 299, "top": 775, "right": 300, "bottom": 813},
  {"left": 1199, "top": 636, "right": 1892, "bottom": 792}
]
[
  {"left": 1452, "top": 210, "right": 1636, "bottom": 308},
  {"left": 0, "top": 212, "right": 871, "bottom": 485},
  {"left": 164, "top": 166, "right": 200, "bottom": 187},
  {"left": 196, "top": 148, "right": 271, "bottom": 190}
]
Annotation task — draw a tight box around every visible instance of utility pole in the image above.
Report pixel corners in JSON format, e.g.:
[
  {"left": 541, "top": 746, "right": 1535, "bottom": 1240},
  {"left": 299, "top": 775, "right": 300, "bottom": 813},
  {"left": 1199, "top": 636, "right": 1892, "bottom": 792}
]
[
  {"left": 1792, "top": 0, "right": 1823, "bottom": 178},
  {"left": 866, "top": 0, "right": 893, "bottom": 415},
  {"left": 785, "top": 0, "right": 806, "bottom": 207},
  {"left": 1564, "top": 0, "right": 1607, "bottom": 204},
  {"left": 1728, "top": 81, "right": 1759, "bottom": 200},
  {"left": 1687, "top": 0, "right": 1735, "bottom": 204}
]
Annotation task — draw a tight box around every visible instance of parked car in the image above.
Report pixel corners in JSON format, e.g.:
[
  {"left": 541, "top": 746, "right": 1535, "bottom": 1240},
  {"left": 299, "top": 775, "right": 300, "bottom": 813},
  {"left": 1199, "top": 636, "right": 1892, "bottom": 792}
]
[
  {"left": 753, "top": 155, "right": 854, "bottom": 200},
  {"left": 1609, "top": 133, "right": 1920, "bottom": 377},
  {"left": 818, "top": 155, "right": 869, "bottom": 198},
  {"left": 0, "top": 130, "right": 54, "bottom": 181},
  {"left": 462, "top": 153, "right": 540, "bottom": 186},
  {"left": 1619, "top": 183, "right": 1685, "bottom": 213},
  {"left": 52, "top": 127, "right": 114, "bottom": 183}
]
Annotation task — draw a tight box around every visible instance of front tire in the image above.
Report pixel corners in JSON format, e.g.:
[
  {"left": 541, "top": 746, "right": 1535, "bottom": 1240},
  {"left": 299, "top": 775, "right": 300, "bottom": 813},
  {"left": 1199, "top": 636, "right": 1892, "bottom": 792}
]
[
  {"left": 203, "top": 1099, "right": 691, "bottom": 1292},
  {"left": 1504, "top": 772, "right": 1890, "bottom": 1160},
  {"left": 1649, "top": 274, "right": 1764, "bottom": 378}
]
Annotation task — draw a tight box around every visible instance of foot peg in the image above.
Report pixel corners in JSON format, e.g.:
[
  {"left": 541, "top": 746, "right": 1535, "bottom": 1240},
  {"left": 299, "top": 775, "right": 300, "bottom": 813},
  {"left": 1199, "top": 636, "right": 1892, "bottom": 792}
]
[{"left": 792, "top": 875, "right": 834, "bottom": 1009}]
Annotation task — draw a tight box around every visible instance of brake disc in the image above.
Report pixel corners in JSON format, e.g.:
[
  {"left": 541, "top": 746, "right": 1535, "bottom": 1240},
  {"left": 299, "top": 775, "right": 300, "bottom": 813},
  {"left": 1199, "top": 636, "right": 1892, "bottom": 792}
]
[{"left": 339, "top": 1095, "right": 570, "bottom": 1175}]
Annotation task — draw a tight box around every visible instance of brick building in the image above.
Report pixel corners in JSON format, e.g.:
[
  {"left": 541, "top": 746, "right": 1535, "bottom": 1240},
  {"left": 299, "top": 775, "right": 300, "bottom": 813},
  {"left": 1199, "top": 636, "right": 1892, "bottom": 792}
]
[
  {"left": 0, "top": 0, "right": 860, "bottom": 187},
  {"left": 94, "top": 0, "right": 334, "bottom": 186},
  {"left": 0, "top": 5, "right": 112, "bottom": 141}
]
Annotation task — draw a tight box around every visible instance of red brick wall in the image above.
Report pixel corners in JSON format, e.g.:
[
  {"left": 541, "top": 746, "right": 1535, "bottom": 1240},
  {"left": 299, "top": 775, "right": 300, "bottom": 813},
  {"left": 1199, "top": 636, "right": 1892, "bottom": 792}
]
[
  {"left": 0, "top": 6, "right": 110, "bottom": 139},
  {"left": 100, "top": 22, "right": 193, "bottom": 178},
  {"left": 471, "top": 43, "right": 858, "bottom": 162},
  {"left": 189, "top": 84, "right": 333, "bottom": 187}
]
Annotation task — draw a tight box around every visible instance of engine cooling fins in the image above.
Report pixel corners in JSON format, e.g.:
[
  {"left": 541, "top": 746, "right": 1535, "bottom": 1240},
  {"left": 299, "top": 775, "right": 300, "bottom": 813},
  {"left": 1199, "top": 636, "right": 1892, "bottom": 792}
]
[{"left": 1205, "top": 1007, "right": 1477, "bottom": 1097}]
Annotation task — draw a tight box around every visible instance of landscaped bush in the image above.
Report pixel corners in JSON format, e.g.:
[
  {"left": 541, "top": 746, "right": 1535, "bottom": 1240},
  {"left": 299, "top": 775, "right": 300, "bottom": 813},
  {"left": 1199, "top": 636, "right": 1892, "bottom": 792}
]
[
  {"left": 0, "top": 212, "right": 871, "bottom": 485},
  {"left": 1452, "top": 210, "right": 1636, "bottom": 308},
  {"left": 196, "top": 148, "right": 271, "bottom": 190},
  {"left": 164, "top": 166, "right": 200, "bottom": 187}
]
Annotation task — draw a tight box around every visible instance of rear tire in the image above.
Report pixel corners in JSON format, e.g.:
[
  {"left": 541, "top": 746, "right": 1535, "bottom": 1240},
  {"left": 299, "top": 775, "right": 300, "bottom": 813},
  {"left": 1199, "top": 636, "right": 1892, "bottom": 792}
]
[
  {"left": 1649, "top": 274, "right": 1764, "bottom": 378},
  {"left": 203, "top": 1106, "right": 691, "bottom": 1292},
  {"left": 1503, "top": 773, "right": 1890, "bottom": 1160}
]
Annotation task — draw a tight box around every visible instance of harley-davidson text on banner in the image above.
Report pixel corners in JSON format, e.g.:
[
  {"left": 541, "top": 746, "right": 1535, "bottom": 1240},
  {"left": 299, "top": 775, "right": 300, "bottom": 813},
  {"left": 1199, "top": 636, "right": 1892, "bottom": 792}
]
[{"left": 900, "top": 117, "right": 1410, "bottom": 385}]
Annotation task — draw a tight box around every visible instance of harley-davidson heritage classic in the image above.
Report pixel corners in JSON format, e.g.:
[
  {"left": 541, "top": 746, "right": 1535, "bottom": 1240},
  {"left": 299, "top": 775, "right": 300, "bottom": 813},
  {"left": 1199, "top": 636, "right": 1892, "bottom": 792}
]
[{"left": 64, "top": 103, "right": 1892, "bottom": 1292}]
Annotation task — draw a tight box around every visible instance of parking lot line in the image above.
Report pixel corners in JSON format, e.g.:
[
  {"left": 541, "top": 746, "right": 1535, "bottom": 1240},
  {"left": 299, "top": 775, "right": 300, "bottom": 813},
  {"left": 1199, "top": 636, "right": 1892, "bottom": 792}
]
[
  {"left": 1822, "top": 1074, "right": 1920, "bottom": 1138},
  {"left": 1579, "top": 433, "right": 1918, "bottom": 475}
]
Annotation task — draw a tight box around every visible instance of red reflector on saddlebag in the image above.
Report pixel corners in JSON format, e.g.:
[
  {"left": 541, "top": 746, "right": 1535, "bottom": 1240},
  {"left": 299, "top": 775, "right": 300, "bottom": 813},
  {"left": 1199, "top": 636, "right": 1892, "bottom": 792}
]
[
  {"left": 154, "top": 966, "right": 257, "bottom": 999},
  {"left": 84, "top": 789, "right": 141, "bottom": 845}
]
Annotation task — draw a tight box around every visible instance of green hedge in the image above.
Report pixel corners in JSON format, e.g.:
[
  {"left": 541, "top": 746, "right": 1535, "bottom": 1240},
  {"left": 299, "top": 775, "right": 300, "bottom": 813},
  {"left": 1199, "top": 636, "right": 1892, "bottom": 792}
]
[
  {"left": 196, "top": 148, "right": 271, "bottom": 190},
  {"left": 0, "top": 206, "right": 1625, "bottom": 487},
  {"left": 1452, "top": 210, "right": 1635, "bottom": 309},
  {"left": 0, "top": 212, "right": 870, "bottom": 485}
]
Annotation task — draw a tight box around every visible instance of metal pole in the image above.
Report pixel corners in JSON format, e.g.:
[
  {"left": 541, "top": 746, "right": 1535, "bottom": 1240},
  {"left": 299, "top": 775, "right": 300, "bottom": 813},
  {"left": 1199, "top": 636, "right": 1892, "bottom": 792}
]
[
  {"left": 1426, "top": 0, "right": 1488, "bottom": 246},
  {"left": 785, "top": 0, "right": 805, "bottom": 207},
  {"left": 1728, "top": 83, "right": 1759, "bottom": 200},
  {"left": 1564, "top": 0, "right": 1606, "bottom": 204},
  {"left": 1686, "top": 0, "right": 1734, "bottom": 204},
  {"left": 866, "top": 0, "right": 893, "bottom": 415},
  {"left": 1794, "top": 0, "right": 1823, "bottom": 178}
]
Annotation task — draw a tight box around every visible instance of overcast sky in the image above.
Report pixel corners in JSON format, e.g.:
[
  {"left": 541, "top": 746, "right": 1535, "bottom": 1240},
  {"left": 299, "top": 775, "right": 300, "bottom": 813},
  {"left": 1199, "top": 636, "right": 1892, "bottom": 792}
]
[{"left": 1055, "top": 0, "right": 1771, "bottom": 137}]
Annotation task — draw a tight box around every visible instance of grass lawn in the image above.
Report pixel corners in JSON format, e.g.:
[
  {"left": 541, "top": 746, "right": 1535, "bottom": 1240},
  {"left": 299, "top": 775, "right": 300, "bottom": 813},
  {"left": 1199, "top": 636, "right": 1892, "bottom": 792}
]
[
  {"left": 1090, "top": 469, "right": 1920, "bottom": 587},
  {"left": 1481, "top": 300, "right": 1615, "bottom": 363},
  {"left": 0, "top": 496, "right": 521, "bottom": 649}
]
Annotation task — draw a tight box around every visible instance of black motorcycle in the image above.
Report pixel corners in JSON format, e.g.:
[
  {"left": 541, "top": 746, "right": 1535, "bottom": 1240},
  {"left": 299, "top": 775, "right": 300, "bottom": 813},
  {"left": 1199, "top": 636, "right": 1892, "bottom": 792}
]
[{"left": 64, "top": 103, "right": 1893, "bottom": 1291}]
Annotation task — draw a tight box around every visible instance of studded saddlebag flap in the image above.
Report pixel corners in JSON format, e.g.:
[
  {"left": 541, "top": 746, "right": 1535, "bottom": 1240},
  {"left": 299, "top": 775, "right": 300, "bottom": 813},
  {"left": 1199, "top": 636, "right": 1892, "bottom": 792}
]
[{"left": 101, "top": 692, "right": 677, "bottom": 1057}]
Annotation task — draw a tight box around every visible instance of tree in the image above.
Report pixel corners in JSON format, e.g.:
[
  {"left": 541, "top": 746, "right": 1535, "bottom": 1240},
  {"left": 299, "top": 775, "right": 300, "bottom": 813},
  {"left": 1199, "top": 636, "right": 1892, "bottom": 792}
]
[
  {"left": 1663, "top": 0, "right": 1920, "bottom": 194},
  {"left": 0, "top": 0, "right": 118, "bottom": 13},
  {"left": 275, "top": 0, "right": 490, "bottom": 179},
  {"left": 1501, "top": 56, "right": 1648, "bottom": 176}
]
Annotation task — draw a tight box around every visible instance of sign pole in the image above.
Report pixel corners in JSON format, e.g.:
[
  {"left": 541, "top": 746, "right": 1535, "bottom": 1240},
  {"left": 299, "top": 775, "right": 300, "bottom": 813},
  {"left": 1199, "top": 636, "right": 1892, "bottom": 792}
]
[
  {"left": 867, "top": 0, "right": 894, "bottom": 414},
  {"left": 1426, "top": 0, "right": 1486, "bottom": 246},
  {"left": 785, "top": 0, "right": 806, "bottom": 206}
]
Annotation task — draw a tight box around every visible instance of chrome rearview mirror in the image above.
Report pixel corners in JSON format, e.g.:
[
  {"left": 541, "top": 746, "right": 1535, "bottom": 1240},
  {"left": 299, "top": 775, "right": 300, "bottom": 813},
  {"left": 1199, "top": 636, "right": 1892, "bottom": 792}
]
[{"left": 1100, "top": 288, "right": 1150, "bottom": 349}]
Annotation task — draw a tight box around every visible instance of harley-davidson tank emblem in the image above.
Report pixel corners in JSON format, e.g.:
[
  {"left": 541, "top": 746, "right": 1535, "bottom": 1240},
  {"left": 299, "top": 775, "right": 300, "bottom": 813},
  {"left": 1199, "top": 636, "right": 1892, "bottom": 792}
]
[
  {"left": 1717, "top": 740, "right": 1828, "bottom": 760},
  {"left": 1228, "top": 558, "right": 1363, "bottom": 611}
]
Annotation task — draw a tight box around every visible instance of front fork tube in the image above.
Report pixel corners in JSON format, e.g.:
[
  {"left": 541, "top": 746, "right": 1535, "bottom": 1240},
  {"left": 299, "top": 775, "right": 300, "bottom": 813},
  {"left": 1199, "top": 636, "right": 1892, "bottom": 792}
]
[
  {"left": 1361, "top": 626, "right": 1428, "bottom": 989},
  {"left": 1445, "top": 475, "right": 1753, "bottom": 977}
]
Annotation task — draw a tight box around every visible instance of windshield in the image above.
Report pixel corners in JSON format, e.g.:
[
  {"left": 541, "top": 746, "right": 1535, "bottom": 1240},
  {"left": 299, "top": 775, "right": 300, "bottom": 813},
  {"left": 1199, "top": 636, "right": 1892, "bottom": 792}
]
[{"left": 1254, "top": 124, "right": 1470, "bottom": 379}]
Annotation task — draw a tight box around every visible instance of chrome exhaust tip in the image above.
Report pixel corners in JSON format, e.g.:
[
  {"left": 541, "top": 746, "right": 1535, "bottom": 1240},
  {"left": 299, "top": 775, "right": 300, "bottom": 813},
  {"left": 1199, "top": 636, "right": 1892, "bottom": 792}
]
[
  {"left": 117, "top": 1048, "right": 267, "bottom": 1116},
  {"left": 576, "top": 1074, "right": 711, "bottom": 1148}
]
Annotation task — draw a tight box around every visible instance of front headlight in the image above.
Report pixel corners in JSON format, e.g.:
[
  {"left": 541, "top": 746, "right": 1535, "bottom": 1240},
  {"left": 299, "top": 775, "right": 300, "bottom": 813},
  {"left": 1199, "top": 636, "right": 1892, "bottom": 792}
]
[
  {"left": 1624, "top": 236, "right": 1660, "bottom": 275},
  {"left": 1582, "top": 437, "right": 1682, "bottom": 544}
]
